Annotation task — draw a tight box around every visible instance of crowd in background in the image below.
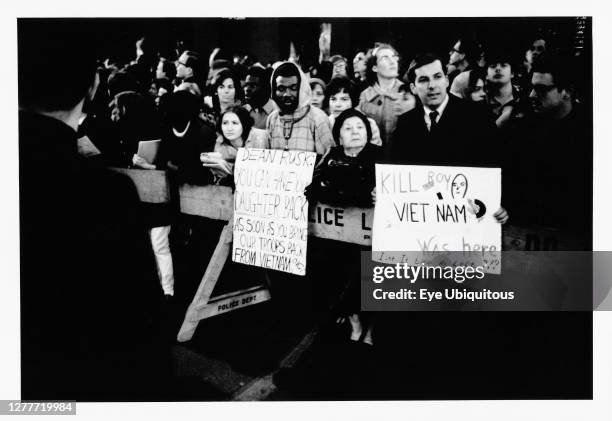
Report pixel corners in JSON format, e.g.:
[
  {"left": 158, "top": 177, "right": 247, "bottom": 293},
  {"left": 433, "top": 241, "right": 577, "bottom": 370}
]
[
  {"left": 73, "top": 28, "right": 590, "bottom": 345},
  {"left": 81, "top": 29, "right": 589, "bottom": 228},
  {"left": 18, "top": 20, "right": 592, "bottom": 399}
]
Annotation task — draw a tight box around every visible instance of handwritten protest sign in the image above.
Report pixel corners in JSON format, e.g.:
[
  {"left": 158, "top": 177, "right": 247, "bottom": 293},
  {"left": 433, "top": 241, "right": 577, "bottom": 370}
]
[
  {"left": 232, "top": 148, "right": 316, "bottom": 275},
  {"left": 372, "top": 164, "right": 502, "bottom": 273}
]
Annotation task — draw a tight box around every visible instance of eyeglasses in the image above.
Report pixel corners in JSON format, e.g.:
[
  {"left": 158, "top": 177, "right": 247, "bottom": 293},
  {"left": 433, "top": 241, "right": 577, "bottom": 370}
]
[
  {"left": 450, "top": 48, "right": 461, "bottom": 54},
  {"left": 176, "top": 60, "right": 188, "bottom": 67}
]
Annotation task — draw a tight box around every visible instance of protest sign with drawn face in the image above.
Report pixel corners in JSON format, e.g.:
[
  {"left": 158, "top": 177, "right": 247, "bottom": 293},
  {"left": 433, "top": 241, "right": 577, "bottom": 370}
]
[{"left": 372, "top": 164, "right": 502, "bottom": 273}]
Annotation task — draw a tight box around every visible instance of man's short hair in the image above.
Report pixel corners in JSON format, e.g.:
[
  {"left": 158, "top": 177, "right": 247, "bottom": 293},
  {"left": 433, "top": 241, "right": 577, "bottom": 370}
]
[
  {"left": 181, "top": 50, "right": 202, "bottom": 75},
  {"left": 18, "top": 19, "right": 98, "bottom": 111},
  {"left": 454, "top": 38, "right": 482, "bottom": 65},
  {"left": 246, "top": 65, "right": 267, "bottom": 81},
  {"left": 274, "top": 62, "right": 301, "bottom": 81},
  {"left": 407, "top": 53, "right": 446, "bottom": 84},
  {"left": 532, "top": 52, "right": 574, "bottom": 92},
  {"left": 246, "top": 65, "right": 272, "bottom": 98}
]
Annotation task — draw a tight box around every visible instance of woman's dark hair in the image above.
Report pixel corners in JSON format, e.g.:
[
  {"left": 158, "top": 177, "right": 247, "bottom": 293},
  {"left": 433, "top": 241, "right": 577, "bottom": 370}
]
[
  {"left": 323, "top": 76, "right": 358, "bottom": 110},
  {"left": 486, "top": 43, "right": 520, "bottom": 74},
  {"left": 214, "top": 69, "right": 243, "bottom": 101},
  {"left": 217, "top": 106, "right": 254, "bottom": 142},
  {"left": 332, "top": 108, "right": 372, "bottom": 144},
  {"left": 212, "top": 69, "right": 243, "bottom": 113},
  {"left": 466, "top": 67, "right": 487, "bottom": 100}
]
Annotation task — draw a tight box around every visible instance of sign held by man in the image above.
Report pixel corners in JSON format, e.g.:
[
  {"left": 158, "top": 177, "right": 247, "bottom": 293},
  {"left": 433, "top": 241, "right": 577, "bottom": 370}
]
[{"left": 372, "top": 164, "right": 502, "bottom": 273}]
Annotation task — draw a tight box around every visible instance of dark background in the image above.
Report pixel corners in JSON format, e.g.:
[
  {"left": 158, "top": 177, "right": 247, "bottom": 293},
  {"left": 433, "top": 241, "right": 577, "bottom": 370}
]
[
  {"left": 68, "top": 17, "right": 589, "bottom": 67},
  {"left": 48, "top": 17, "right": 589, "bottom": 103}
]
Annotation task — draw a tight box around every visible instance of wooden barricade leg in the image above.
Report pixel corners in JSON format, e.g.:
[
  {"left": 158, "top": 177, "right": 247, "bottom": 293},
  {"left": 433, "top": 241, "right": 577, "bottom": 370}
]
[{"left": 177, "top": 219, "right": 234, "bottom": 342}]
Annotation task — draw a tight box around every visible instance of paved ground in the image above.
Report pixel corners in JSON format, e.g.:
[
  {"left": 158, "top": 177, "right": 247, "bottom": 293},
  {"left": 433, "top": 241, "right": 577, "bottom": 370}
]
[
  {"left": 164, "top": 297, "right": 593, "bottom": 401},
  {"left": 160, "top": 217, "right": 593, "bottom": 401}
]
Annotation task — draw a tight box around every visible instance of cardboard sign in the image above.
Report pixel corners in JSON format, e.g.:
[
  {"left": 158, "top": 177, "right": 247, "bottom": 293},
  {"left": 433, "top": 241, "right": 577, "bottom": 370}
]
[
  {"left": 232, "top": 148, "right": 316, "bottom": 276},
  {"left": 372, "top": 164, "right": 502, "bottom": 273}
]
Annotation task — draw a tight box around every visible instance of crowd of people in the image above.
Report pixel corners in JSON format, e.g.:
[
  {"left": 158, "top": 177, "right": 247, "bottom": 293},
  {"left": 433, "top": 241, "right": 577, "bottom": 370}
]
[
  {"left": 18, "top": 20, "right": 591, "bottom": 400},
  {"left": 79, "top": 31, "right": 589, "bottom": 339},
  {"left": 83, "top": 32, "right": 589, "bottom": 228}
]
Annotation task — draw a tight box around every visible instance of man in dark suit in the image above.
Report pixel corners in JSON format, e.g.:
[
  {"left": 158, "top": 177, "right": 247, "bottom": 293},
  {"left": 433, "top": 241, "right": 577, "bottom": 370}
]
[
  {"left": 375, "top": 54, "right": 591, "bottom": 399},
  {"left": 19, "top": 20, "right": 170, "bottom": 400},
  {"left": 385, "top": 53, "right": 508, "bottom": 222},
  {"left": 388, "top": 53, "right": 497, "bottom": 167},
  {"left": 375, "top": 54, "right": 514, "bottom": 397}
]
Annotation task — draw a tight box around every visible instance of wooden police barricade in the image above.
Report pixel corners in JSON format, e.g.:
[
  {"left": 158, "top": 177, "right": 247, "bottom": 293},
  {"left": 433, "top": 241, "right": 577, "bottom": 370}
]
[
  {"left": 502, "top": 224, "right": 587, "bottom": 272},
  {"left": 501, "top": 224, "right": 590, "bottom": 310},
  {"left": 177, "top": 184, "right": 378, "bottom": 341},
  {"left": 108, "top": 167, "right": 170, "bottom": 203},
  {"left": 177, "top": 184, "right": 272, "bottom": 342},
  {"left": 503, "top": 224, "right": 587, "bottom": 252},
  {"left": 177, "top": 186, "right": 585, "bottom": 342},
  {"left": 169, "top": 176, "right": 588, "bottom": 341},
  {"left": 104, "top": 171, "right": 272, "bottom": 341}
]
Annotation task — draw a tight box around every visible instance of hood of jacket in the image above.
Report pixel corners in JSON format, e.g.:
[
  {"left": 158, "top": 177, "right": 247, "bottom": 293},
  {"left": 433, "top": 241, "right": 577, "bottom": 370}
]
[{"left": 270, "top": 61, "right": 312, "bottom": 118}]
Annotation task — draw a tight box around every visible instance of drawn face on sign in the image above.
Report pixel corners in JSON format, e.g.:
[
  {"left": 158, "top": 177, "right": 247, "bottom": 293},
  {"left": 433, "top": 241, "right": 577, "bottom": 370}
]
[{"left": 451, "top": 174, "right": 468, "bottom": 198}]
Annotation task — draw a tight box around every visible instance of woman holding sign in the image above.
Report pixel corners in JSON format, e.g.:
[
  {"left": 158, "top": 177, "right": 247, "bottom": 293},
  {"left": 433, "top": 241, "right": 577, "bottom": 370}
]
[
  {"left": 200, "top": 106, "right": 267, "bottom": 184},
  {"left": 306, "top": 108, "right": 382, "bottom": 345}
]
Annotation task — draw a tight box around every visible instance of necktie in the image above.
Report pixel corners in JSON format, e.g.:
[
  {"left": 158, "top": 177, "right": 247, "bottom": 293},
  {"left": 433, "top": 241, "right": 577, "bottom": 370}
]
[{"left": 429, "top": 111, "right": 439, "bottom": 132}]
